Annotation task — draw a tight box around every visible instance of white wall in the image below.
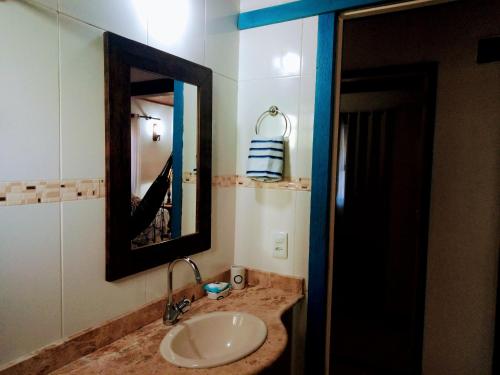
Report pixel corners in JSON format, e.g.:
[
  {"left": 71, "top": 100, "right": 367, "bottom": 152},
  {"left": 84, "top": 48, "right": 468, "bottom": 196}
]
[
  {"left": 130, "top": 98, "right": 173, "bottom": 197},
  {"left": 0, "top": 0, "right": 239, "bottom": 366},
  {"left": 235, "top": 3, "right": 317, "bottom": 374},
  {"left": 181, "top": 83, "right": 198, "bottom": 235},
  {"left": 235, "top": 0, "right": 317, "bottom": 282}
]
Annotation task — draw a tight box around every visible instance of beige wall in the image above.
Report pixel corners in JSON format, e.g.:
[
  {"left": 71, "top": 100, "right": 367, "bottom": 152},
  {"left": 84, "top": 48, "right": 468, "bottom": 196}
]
[
  {"left": 343, "top": 1, "right": 500, "bottom": 374},
  {"left": 0, "top": 0, "right": 239, "bottom": 366},
  {"left": 130, "top": 98, "right": 173, "bottom": 197},
  {"left": 181, "top": 83, "right": 198, "bottom": 235}
]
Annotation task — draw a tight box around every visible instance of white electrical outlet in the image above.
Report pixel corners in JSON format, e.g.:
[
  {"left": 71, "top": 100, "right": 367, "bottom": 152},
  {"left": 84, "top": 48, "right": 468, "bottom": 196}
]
[{"left": 272, "top": 231, "right": 288, "bottom": 259}]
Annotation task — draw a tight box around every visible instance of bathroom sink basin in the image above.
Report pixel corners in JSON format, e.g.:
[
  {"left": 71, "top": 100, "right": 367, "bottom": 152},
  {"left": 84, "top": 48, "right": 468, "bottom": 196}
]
[{"left": 159, "top": 311, "right": 267, "bottom": 368}]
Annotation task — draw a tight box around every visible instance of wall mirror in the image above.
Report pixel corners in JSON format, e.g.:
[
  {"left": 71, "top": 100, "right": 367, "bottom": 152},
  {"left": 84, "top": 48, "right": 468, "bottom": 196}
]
[{"left": 104, "top": 32, "right": 212, "bottom": 281}]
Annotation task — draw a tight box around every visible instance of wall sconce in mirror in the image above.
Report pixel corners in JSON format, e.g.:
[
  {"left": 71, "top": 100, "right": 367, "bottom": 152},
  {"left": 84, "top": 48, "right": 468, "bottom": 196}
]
[
  {"left": 104, "top": 31, "right": 212, "bottom": 281},
  {"left": 152, "top": 123, "right": 161, "bottom": 142}
]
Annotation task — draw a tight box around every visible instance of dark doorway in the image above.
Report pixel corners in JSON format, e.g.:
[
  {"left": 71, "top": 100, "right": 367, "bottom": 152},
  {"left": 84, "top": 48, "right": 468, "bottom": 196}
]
[{"left": 330, "top": 64, "right": 437, "bottom": 375}]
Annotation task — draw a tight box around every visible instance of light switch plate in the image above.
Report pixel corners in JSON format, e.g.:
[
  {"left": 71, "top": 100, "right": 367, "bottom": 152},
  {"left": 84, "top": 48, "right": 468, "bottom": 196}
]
[{"left": 272, "top": 231, "right": 288, "bottom": 259}]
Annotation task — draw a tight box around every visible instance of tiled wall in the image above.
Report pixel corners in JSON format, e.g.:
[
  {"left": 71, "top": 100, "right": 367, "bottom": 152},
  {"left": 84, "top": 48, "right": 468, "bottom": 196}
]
[
  {"left": 1, "top": 0, "right": 318, "bottom": 368},
  {"left": 235, "top": 4, "right": 316, "bottom": 374},
  {"left": 235, "top": 0, "right": 317, "bottom": 281},
  {"left": 0, "top": 0, "right": 238, "bottom": 366}
]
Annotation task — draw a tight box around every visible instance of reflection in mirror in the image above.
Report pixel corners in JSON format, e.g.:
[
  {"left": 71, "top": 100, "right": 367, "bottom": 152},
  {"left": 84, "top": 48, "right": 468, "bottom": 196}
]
[
  {"left": 129, "top": 67, "right": 197, "bottom": 249},
  {"left": 104, "top": 31, "right": 212, "bottom": 281}
]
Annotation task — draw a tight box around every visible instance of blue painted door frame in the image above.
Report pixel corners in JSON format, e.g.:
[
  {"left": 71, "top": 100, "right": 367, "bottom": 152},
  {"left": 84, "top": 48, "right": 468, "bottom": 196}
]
[
  {"left": 239, "top": 0, "right": 387, "bottom": 29},
  {"left": 306, "top": 11, "right": 337, "bottom": 374},
  {"left": 172, "top": 80, "right": 184, "bottom": 238}
]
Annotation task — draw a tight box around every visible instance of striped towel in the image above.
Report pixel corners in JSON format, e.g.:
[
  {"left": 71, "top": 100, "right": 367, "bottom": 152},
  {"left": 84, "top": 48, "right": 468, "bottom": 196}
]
[{"left": 246, "top": 136, "right": 284, "bottom": 182}]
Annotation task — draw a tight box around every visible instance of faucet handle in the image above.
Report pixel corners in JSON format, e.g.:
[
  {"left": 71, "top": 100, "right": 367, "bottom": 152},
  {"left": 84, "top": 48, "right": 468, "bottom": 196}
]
[{"left": 177, "top": 298, "right": 191, "bottom": 314}]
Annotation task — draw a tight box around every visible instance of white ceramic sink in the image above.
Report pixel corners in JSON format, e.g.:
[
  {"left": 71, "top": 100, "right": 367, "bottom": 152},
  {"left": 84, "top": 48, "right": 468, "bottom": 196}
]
[{"left": 159, "top": 311, "right": 267, "bottom": 368}]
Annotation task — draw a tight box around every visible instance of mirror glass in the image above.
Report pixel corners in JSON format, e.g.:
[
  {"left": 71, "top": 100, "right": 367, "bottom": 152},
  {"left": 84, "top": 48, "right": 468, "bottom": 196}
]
[
  {"left": 129, "top": 67, "right": 197, "bottom": 249},
  {"left": 105, "top": 32, "right": 211, "bottom": 281}
]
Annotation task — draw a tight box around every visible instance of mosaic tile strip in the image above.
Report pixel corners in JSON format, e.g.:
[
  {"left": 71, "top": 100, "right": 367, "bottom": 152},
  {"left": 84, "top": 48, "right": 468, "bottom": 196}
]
[
  {"left": 0, "top": 179, "right": 105, "bottom": 207},
  {"left": 182, "top": 171, "right": 196, "bottom": 184},
  {"left": 236, "top": 176, "right": 311, "bottom": 191},
  {"left": 212, "top": 175, "right": 238, "bottom": 187},
  {"left": 184, "top": 171, "right": 311, "bottom": 191},
  {"left": 211, "top": 175, "right": 310, "bottom": 190},
  {"left": 0, "top": 174, "right": 310, "bottom": 207}
]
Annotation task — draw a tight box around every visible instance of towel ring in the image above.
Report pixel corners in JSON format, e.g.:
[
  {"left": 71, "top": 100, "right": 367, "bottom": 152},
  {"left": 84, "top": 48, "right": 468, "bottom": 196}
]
[{"left": 255, "top": 105, "right": 290, "bottom": 137}]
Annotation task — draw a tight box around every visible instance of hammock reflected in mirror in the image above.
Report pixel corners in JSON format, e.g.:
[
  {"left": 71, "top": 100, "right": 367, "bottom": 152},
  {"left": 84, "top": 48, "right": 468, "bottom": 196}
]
[
  {"left": 105, "top": 32, "right": 211, "bottom": 281},
  {"left": 129, "top": 67, "right": 197, "bottom": 250}
]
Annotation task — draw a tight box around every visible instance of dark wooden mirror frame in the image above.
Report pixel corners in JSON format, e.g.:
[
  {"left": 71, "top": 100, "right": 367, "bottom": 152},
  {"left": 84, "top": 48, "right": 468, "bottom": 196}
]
[{"left": 104, "top": 32, "right": 212, "bottom": 281}]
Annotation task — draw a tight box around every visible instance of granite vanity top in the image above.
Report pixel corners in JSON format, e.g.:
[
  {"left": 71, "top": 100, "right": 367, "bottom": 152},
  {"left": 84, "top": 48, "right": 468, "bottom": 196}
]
[{"left": 50, "top": 283, "right": 303, "bottom": 375}]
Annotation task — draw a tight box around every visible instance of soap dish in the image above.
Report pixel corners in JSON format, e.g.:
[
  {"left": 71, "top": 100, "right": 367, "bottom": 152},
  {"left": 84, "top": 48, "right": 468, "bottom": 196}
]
[
  {"left": 206, "top": 288, "right": 231, "bottom": 300},
  {"left": 203, "top": 282, "right": 231, "bottom": 300}
]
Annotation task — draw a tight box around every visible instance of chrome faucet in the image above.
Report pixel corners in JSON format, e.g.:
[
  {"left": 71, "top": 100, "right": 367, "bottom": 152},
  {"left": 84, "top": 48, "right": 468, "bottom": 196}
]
[{"left": 163, "top": 257, "right": 202, "bottom": 325}]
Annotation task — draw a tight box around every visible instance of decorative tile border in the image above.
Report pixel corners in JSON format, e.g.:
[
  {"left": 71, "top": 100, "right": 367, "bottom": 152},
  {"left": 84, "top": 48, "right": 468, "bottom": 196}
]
[
  {"left": 212, "top": 175, "right": 238, "bottom": 187},
  {"left": 235, "top": 176, "right": 311, "bottom": 191},
  {"left": 182, "top": 171, "right": 197, "bottom": 184},
  {"left": 0, "top": 179, "right": 105, "bottom": 207},
  {"left": 191, "top": 174, "right": 311, "bottom": 191},
  {"left": 0, "top": 174, "right": 310, "bottom": 207}
]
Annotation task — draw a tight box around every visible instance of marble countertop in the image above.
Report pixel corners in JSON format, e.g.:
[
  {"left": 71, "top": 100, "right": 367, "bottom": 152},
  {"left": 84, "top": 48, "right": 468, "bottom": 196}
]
[{"left": 50, "top": 284, "right": 303, "bottom": 375}]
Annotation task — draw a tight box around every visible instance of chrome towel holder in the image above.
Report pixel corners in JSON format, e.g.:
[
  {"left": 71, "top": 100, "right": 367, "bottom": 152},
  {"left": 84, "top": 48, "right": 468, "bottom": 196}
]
[{"left": 255, "top": 105, "right": 290, "bottom": 137}]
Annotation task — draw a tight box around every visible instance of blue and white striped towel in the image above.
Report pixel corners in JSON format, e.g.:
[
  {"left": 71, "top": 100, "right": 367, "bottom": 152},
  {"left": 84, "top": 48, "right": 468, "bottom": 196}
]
[{"left": 246, "top": 136, "right": 284, "bottom": 182}]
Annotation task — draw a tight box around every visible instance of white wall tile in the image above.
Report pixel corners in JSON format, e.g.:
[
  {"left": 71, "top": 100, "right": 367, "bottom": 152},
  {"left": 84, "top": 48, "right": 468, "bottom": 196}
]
[
  {"left": 147, "top": 0, "right": 205, "bottom": 64},
  {"left": 235, "top": 10, "right": 316, "bottom": 282},
  {"left": 301, "top": 16, "right": 318, "bottom": 77},
  {"left": 27, "top": 0, "right": 58, "bottom": 11},
  {"left": 205, "top": 0, "right": 240, "bottom": 80},
  {"left": 234, "top": 188, "right": 296, "bottom": 275},
  {"left": 0, "top": 204, "right": 62, "bottom": 366},
  {"left": 240, "top": 0, "right": 296, "bottom": 12},
  {"left": 61, "top": 199, "right": 146, "bottom": 336},
  {"left": 181, "top": 183, "right": 197, "bottom": 235},
  {"left": 59, "top": 0, "right": 147, "bottom": 43},
  {"left": 0, "top": 1, "right": 59, "bottom": 181},
  {"left": 237, "top": 77, "right": 300, "bottom": 177},
  {"left": 213, "top": 74, "right": 238, "bottom": 176},
  {"left": 60, "top": 16, "right": 105, "bottom": 179},
  {"left": 210, "top": 187, "right": 236, "bottom": 272},
  {"left": 293, "top": 191, "right": 310, "bottom": 282},
  {"left": 239, "top": 20, "right": 302, "bottom": 80},
  {"left": 0, "top": 0, "right": 246, "bottom": 365},
  {"left": 145, "top": 264, "right": 168, "bottom": 302},
  {"left": 146, "top": 186, "right": 235, "bottom": 301},
  {"left": 296, "top": 74, "right": 315, "bottom": 178}
]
